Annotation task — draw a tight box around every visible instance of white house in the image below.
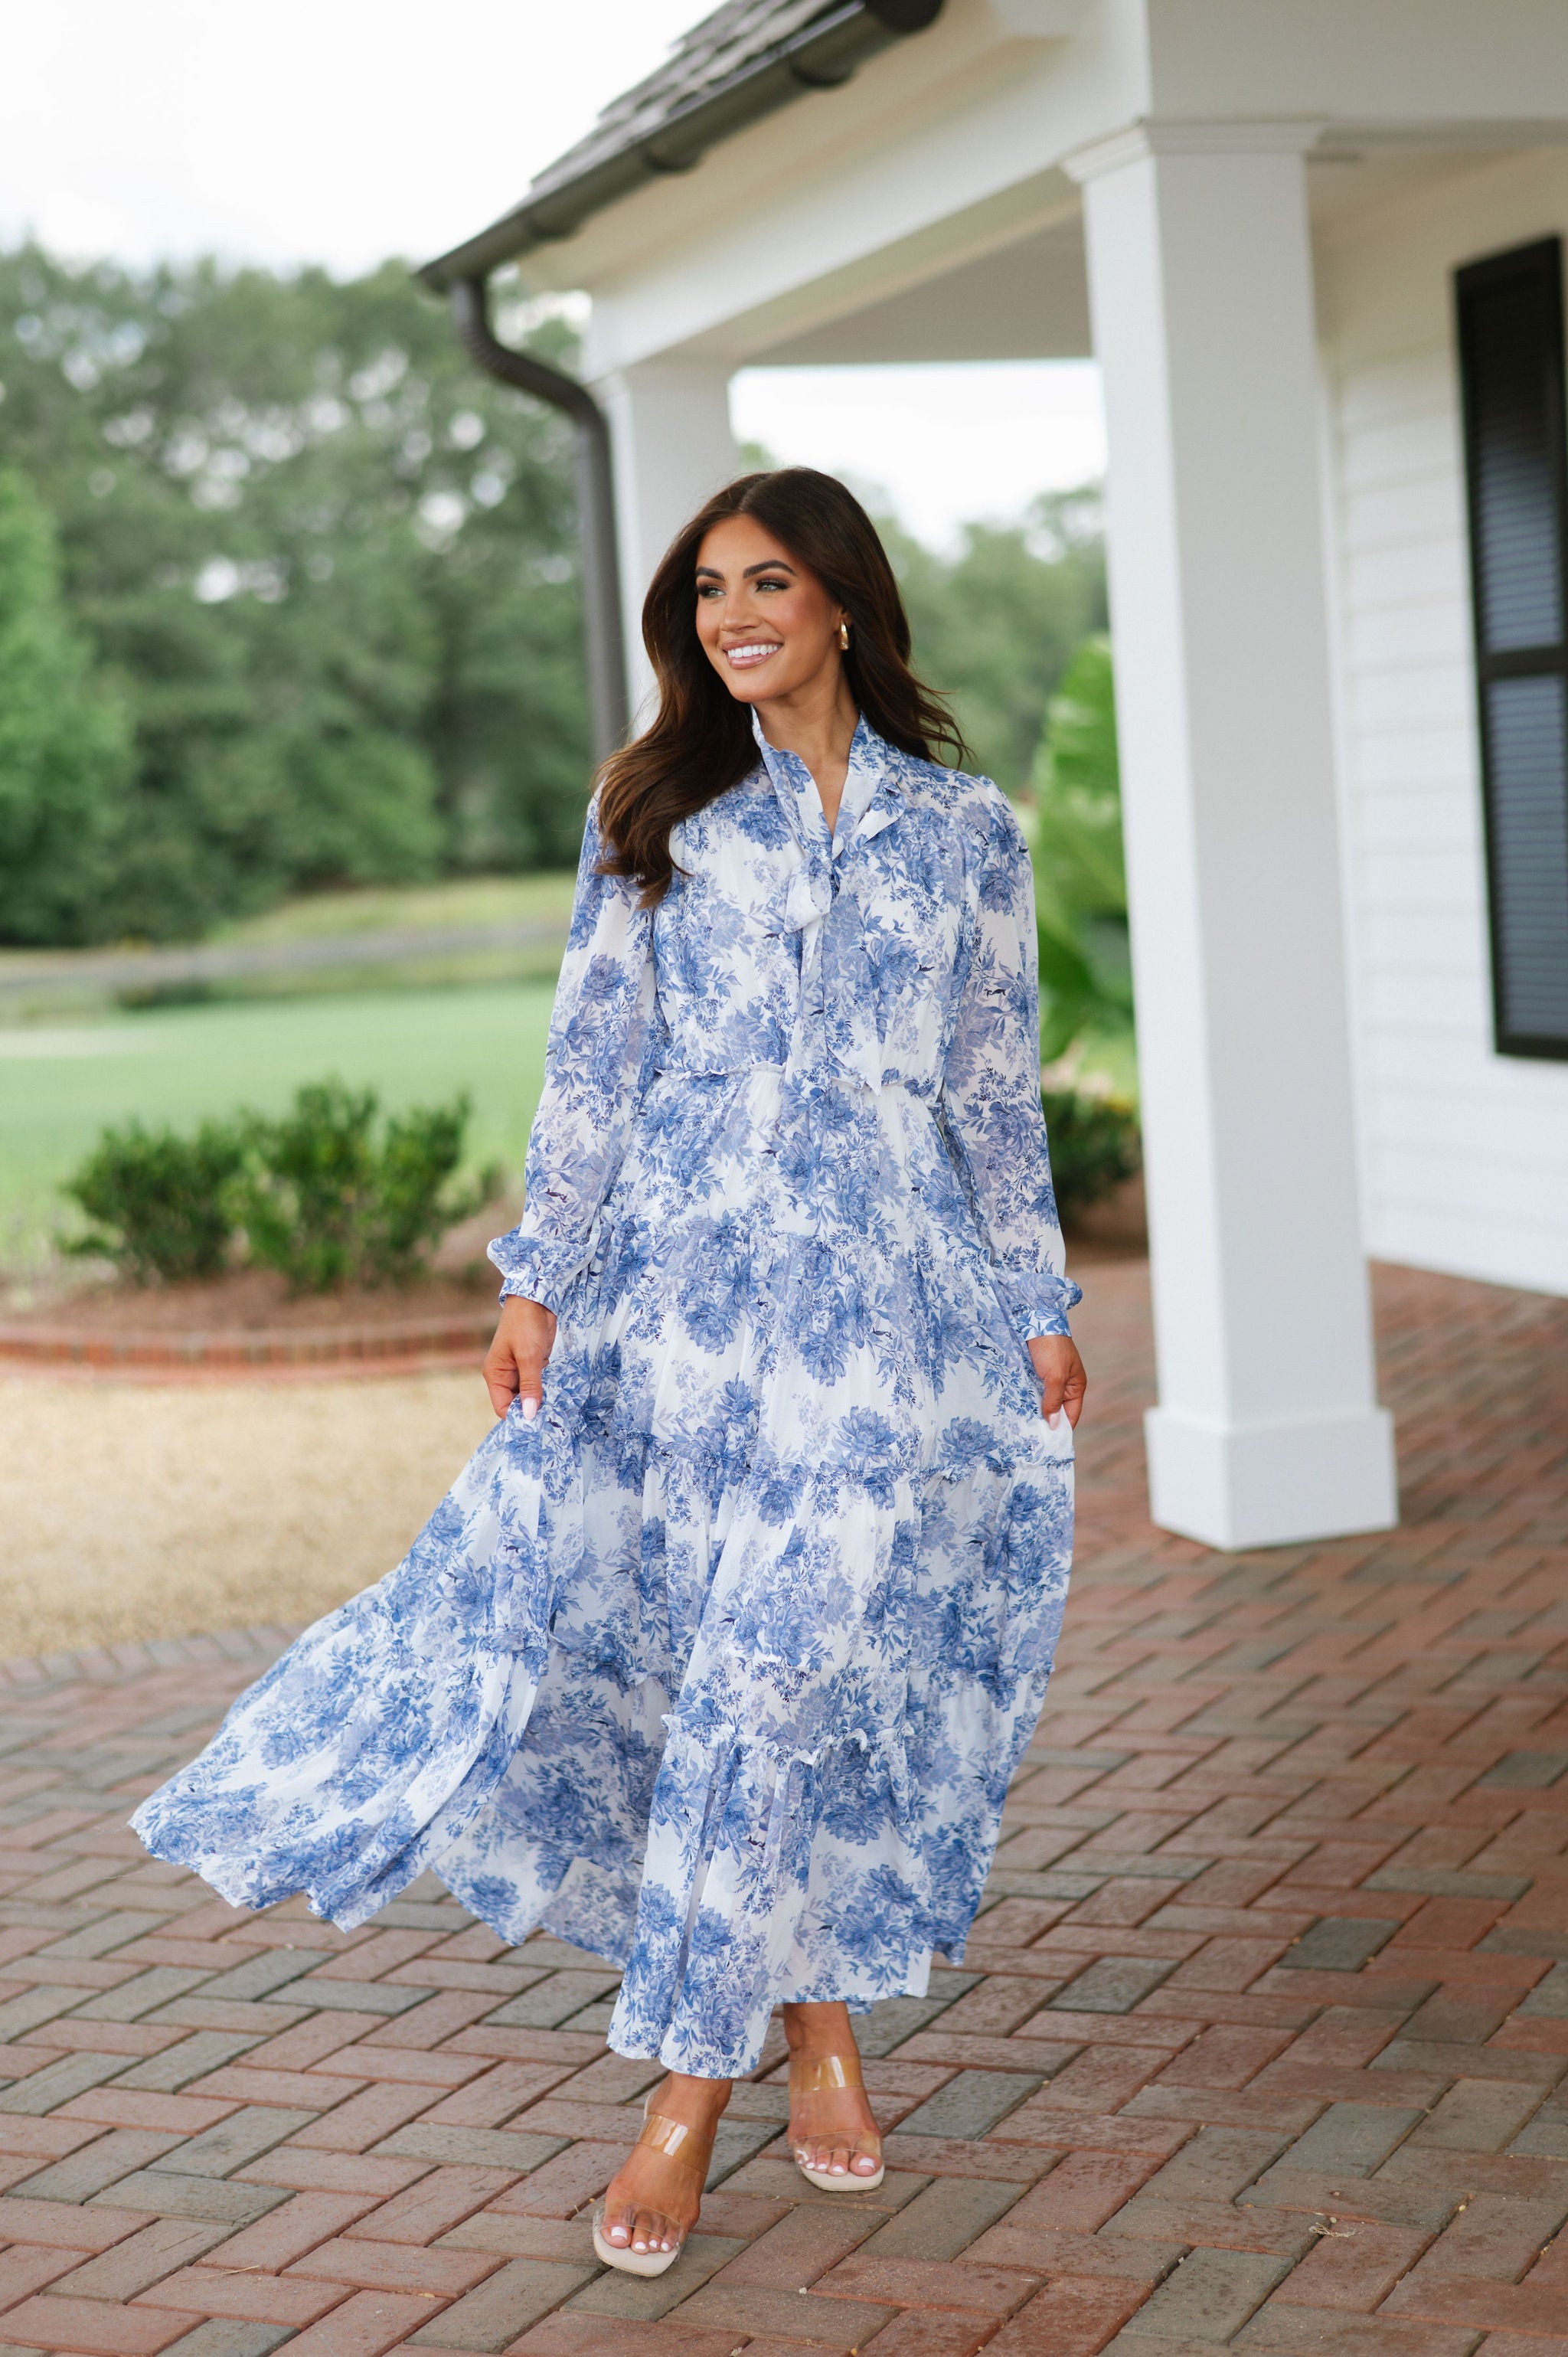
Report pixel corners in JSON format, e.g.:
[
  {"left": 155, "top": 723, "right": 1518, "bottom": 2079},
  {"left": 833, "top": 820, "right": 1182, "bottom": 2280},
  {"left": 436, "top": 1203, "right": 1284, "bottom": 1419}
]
[{"left": 422, "top": 0, "right": 1568, "bottom": 1553}]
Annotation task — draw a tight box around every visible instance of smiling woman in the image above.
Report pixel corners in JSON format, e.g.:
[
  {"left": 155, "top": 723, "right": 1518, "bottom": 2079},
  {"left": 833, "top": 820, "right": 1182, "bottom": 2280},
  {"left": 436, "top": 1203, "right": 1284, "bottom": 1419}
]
[{"left": 131, "top": 467, "right": 1089, "bottom": 2283}]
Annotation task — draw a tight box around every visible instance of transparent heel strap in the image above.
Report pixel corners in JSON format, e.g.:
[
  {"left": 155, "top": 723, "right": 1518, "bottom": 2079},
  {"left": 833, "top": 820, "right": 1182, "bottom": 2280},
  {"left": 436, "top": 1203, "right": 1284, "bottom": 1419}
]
[{"left": 791, "top": 2052, "right": 864, "bottom": 2094}]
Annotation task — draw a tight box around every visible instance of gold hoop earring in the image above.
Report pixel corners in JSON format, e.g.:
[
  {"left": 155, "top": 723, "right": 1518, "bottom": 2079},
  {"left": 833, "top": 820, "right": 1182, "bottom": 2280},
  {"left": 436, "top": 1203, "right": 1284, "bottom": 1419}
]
[{"left": 838, "top": 620, "right": 851, "bottom": 650}]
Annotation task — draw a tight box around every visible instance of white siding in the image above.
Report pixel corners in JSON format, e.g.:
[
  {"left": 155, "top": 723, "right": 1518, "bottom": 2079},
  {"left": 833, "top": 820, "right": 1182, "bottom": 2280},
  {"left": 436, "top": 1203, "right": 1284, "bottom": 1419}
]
[{"left": 1318, "top": 151, "right": 1568, "bottom": 1297}]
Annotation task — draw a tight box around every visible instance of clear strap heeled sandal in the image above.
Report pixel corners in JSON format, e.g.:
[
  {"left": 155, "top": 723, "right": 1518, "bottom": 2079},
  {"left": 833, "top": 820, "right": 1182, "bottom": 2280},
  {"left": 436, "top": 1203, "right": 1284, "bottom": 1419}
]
[
  {"left": 789, "top": 2050, "right": 885, "bottom": 2192},
  {"left": 591, "top": 2098, "right": 717, "bottom": 2277}
]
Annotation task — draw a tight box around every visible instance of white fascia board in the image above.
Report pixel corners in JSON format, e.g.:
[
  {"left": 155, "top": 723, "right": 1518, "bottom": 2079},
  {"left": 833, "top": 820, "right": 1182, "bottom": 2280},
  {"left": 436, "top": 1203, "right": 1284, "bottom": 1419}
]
[
  {"left": 590, "top": 172, "right": 1087, "bottom": 374},
  {"left": 516, "top": 0, "right": 1149, "bottom": 374}
]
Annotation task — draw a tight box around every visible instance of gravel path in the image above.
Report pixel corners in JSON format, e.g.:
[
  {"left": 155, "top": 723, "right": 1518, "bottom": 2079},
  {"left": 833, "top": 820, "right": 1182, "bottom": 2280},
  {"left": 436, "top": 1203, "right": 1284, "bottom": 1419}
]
[{"left": 0, "top": 1368, "right": 494, "bottom": 1656}]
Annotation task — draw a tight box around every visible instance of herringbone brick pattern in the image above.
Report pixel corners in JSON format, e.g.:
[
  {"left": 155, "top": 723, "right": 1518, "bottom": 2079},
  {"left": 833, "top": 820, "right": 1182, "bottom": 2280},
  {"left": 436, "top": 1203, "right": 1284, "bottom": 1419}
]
[{"left": 2, "top": 1256, "right": 1566, "bottom": 2357}]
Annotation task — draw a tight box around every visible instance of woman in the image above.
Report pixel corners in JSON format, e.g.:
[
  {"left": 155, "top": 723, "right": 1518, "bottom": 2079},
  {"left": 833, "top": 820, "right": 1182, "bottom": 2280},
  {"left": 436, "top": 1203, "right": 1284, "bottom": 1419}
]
[{"left": 132, "top": 469, "right": 1087, "bottom": 2279}]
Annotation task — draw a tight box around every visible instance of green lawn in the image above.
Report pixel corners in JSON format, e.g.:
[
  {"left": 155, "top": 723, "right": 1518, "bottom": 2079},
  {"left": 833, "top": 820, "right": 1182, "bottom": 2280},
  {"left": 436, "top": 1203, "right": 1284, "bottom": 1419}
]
[
  {"left": 0, "top": 980, "right": 557, "bottom": 1279},
  {"left": 207, "top": 872, "right": 577, "bottom": 946}
]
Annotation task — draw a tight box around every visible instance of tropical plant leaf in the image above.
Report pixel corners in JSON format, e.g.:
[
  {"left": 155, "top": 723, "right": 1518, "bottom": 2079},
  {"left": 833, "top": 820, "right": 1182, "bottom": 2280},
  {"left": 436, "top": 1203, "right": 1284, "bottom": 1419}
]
[{"left": 1021, "top": 633, "right": 1135, "bottom": 1072}]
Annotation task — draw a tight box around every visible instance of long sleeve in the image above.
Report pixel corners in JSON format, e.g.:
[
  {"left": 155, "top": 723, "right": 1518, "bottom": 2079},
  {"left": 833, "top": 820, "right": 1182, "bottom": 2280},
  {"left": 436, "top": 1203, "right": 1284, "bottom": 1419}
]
[
  {"left": 488, "top": 796, "right": 656, "bottom": 1313},
  {"left": 940, "top": 792, "right": 1082, "bottom": 1341}
]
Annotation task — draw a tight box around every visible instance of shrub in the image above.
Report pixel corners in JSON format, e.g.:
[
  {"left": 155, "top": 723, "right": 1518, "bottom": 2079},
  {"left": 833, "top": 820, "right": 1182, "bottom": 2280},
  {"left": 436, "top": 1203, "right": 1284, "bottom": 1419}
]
[
  {"left": 59, "top": 1078, "right": 498, "bottom": 1291},
  {"left": 61, "top": 1120, "right": 243, "bottom": 1283},
  {"left": 230, "top": 1079, "right": 498, "bottom": 1291},
  {"left": 1042, "top": 1087, "right": 1141, "bottom": 1221}
]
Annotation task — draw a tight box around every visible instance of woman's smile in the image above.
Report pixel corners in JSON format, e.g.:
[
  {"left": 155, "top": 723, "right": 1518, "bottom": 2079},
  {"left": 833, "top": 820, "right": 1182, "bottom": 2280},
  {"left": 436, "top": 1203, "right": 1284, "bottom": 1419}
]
[{"left": 723, "top": 639, "right": 783, "bottom": 667}]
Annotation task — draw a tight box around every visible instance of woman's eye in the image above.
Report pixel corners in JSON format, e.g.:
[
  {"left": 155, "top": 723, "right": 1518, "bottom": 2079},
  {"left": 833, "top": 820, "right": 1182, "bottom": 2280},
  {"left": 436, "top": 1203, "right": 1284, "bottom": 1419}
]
[{"left": 755, "top": 577, "right": 789, "bottom": 593}]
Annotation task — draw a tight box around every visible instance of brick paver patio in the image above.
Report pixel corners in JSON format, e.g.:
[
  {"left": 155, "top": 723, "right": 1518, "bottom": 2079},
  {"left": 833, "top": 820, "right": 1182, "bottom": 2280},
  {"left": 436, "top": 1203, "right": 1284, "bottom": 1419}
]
[{"left": 2, "top": 1257, "right": 1566, "bottom": 2357}]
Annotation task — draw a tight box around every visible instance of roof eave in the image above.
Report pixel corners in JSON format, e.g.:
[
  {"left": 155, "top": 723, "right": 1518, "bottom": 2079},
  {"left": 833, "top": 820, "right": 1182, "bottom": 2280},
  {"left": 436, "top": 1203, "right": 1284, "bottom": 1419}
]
[{"left": 416, "top": 0, "right": 945, "bottom": 293}]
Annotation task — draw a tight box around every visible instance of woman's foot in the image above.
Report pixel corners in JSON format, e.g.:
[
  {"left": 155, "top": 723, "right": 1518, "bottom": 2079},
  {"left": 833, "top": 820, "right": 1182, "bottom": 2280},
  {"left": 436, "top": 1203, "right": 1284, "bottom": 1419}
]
[
  {"left": 595, "top": 2071, "right": 731, "bottom": 2265},
  {"left": 783, "top": 2002, "right": 883, "bottom": 2185}
]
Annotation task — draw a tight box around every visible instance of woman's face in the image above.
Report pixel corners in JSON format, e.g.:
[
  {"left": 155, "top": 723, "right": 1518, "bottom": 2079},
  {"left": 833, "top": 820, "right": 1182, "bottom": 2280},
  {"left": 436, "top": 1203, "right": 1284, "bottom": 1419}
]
[{"left": 694, "top": 515, "right": 848, "bottom": 706}]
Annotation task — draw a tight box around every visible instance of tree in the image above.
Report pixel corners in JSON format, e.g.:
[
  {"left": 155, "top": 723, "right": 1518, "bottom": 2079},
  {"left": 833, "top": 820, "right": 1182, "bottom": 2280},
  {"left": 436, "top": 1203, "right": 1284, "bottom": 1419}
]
[
  {"left": 0, "top": 245, "right": 590, "bottom": 941},
  {"left": 884, "top": 488, "right": 1107, "bottom": 793},
  {"left": 0, "top": 467, "right": 130, "bottom": 944}
]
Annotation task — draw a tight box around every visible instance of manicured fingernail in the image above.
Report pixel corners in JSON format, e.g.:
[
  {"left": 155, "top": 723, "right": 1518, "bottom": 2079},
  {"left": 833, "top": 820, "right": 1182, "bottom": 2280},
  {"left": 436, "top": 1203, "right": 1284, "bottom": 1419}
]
[
  {"left": 1047, "top": 1410, "right": 1062, "bottom": 1430},
  {"left": 521, "top": 1398, "right": 537, "bottom": 1421}
]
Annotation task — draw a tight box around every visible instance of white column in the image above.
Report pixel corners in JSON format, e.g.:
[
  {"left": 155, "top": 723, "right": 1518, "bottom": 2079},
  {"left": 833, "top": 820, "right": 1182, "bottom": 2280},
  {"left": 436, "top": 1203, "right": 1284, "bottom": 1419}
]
[
  {"left": 596, "top": 361, "right": 740, "bottom": 721},
  {"left": 1067, "top": 125, "right": 1398, "bottom": 1550}
]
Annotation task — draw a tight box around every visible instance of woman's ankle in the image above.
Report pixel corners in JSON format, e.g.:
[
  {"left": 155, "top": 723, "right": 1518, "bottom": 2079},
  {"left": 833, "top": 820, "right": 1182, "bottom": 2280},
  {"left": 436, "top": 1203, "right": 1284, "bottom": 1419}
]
[
  {"left": 781, "top": 2000, "right": 857, "bottom": 2058},
  {"left": 652, "top": 2068, "right": 732, "bottom": 2120}
]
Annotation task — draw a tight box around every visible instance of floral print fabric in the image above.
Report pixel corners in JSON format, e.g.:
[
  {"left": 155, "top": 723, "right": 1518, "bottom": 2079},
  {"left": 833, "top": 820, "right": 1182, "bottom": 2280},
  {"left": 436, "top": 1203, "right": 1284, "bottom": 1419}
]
[{"left": 132, "top": 715, "right": 1079, "bottom": 2079}]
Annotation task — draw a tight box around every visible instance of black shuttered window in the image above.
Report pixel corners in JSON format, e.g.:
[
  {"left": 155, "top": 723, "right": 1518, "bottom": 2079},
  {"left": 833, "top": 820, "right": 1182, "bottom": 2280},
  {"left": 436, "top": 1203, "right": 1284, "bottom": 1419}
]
[{"left": 1456, "top": 236, "right": 1568, "bottom": 1059}]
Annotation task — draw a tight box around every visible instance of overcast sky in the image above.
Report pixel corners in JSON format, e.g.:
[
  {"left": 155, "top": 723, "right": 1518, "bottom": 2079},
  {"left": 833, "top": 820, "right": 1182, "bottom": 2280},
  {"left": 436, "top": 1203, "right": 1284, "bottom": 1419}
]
[{"left": 0, "top": 0, "right": 1104, "bottom": 547}]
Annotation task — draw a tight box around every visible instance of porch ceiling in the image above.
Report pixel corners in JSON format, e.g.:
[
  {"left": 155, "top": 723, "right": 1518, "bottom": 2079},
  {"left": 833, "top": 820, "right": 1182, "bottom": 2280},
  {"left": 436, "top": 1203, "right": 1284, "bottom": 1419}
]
[{"left": 747, "top": 207, "right": 1092, "bottom": 362}]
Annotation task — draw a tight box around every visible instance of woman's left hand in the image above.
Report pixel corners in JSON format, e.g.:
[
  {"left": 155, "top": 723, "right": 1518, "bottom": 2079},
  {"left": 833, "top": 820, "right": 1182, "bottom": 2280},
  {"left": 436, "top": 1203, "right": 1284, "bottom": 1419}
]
[{"left": 1027, "top": 1335, "right": 1088, "bottom": 1430}]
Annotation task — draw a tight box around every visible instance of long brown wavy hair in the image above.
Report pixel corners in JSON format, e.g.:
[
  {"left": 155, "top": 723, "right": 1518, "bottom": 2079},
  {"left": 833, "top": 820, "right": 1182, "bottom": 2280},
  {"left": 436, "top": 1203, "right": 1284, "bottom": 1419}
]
[{"left": 596, "top": 468, "right": 966, "bottom": 904}]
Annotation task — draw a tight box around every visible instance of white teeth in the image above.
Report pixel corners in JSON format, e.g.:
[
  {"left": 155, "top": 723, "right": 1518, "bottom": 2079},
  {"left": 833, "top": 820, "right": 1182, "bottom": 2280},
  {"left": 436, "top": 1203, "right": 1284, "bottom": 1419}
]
[{"left": 726, "top": 642, "right": 780, "bottom": 660}]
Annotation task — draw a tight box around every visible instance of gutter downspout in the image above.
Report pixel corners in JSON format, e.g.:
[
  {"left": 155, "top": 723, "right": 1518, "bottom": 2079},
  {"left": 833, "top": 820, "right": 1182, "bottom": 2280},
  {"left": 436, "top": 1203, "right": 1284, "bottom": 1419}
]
[
  {"left": 431, "top": 5, "right": 946, "bottom": 762},
  {"left": 448, "top": 276, "right": 629, "bottom": 766}
]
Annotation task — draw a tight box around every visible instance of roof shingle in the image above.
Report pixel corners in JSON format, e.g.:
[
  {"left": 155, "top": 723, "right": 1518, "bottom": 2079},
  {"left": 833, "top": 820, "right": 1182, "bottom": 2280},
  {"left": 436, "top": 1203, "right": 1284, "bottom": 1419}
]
[{"left": 531, "top": 1, "right": 837, "bottom": 198}]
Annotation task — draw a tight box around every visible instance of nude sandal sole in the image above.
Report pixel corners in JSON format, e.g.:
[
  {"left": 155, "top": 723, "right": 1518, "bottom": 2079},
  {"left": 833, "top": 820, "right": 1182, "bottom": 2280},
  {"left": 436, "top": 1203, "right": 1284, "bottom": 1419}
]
[
  {"left": 795, "top": 2155, "right": 886, "bottom": 2192},
  {"left": 591, "top": 2219, "right": 682, "bottom": 2275}
]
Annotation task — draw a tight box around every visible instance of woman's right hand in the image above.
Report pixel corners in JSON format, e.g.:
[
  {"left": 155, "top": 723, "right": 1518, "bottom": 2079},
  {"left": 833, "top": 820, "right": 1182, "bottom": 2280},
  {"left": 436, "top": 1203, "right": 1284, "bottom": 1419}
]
[{"left": 483, "top": 1296, "right": 557, "bottom": 1420}]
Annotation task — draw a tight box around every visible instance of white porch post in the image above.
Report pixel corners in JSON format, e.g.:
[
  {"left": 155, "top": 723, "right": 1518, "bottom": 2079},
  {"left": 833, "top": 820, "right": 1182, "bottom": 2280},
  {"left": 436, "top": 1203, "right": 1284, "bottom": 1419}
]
[
  {"left": 1067, "top": 126, "right": 1398, "bottom": 1550},
  {"left": 596, "top": 361, "right": 740, "bottom": 721}
]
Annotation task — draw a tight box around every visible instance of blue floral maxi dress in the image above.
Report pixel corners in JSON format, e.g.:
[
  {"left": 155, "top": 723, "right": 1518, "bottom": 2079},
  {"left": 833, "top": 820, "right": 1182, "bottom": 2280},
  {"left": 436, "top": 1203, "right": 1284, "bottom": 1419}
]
[{"left": 132, "top": 716, "right": 1081, "bottom": 2079}]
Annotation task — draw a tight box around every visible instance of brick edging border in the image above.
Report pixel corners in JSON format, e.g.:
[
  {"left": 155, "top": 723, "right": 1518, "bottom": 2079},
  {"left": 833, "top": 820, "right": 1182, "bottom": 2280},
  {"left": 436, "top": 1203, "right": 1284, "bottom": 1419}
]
[{"left": 0, "top": 1307, "right": 495, "bottom": 1377}]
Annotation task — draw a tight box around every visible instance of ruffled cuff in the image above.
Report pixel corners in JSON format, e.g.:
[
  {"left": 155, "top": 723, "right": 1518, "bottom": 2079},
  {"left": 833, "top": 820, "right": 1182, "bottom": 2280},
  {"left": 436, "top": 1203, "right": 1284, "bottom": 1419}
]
[
  {"left": 486, "top": 1224, "right": 587, "bottom": 1316},
  {"left": 991, "top": 1265, "right": 1082, "bottom": 1342}
]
